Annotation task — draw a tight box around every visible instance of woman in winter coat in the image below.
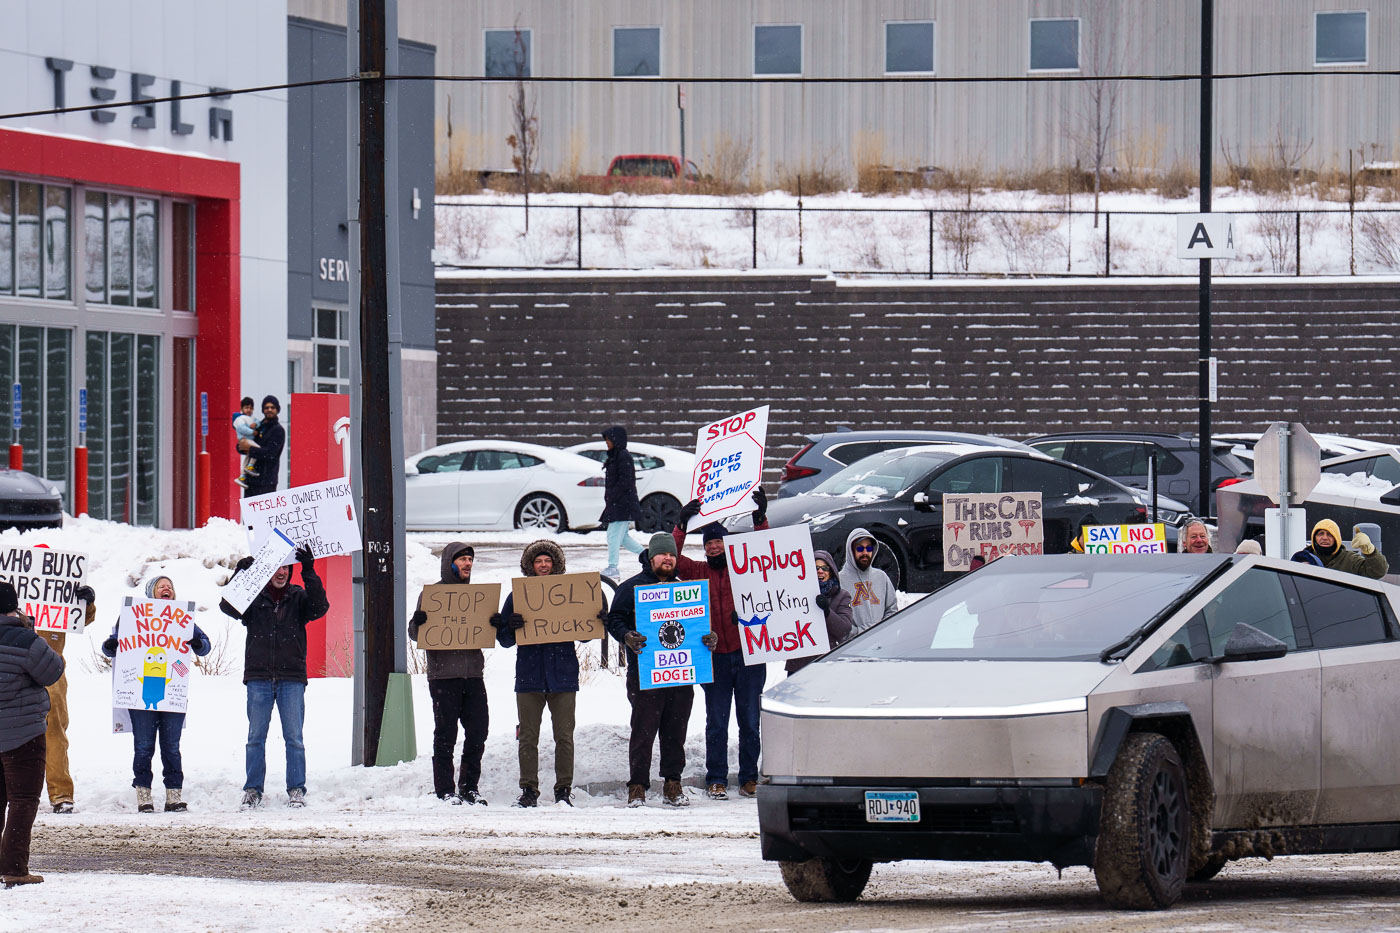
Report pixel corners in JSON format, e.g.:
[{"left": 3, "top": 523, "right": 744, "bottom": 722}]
[
  {"left": 599, "top": 425, "right": 645, "bottom": 579},
  {"left": 0, "top": 581, "right": 64, "bottom": 887},
  {"left": 102, "top": 576, "right": 211, "bottom": 814},
  {"left": 786, "top": 550, "right": 855, "bottom": 675}
]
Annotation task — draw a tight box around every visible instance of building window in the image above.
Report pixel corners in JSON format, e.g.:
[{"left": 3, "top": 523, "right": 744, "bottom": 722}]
[
  {"left": 1030, "top": 18, "right": 1080, "bottom": 71},
  {"left": 886, "top": 21, "right": 935, "bottom": 74},
  {"left": 1316, "top": 11, "right": 1367, "bottom": 65},
  {"left": 314, "top": 307, "right": 350, "bottom": 394},
  {"left": 84, "top": 191, "right": 160, "bottom": 309},
  {"left": 85, "top": 330, "right": 160, "bottom": 525},
  {"left": 171, "top": 202, "right": 195, "bottom": 312},
  {"left": 0, "top": 325, "right": 71, "bottom": 496},
  {"left": 755, "top": 25, "right": 802, "bottom": 75},
  {"left": 0, "top": 179, "right": 70, "bottom": 302},
  {"left": 485, "top": 28, "right": 531, "bottom": 78},
  {"left": 613, "top": 27, "right": 660, "bottom": 77}
]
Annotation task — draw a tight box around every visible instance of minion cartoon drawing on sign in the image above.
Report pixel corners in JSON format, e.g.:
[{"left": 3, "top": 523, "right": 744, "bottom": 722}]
[{"left": 142, "top": 648, "right": 169, "bottom": 709}]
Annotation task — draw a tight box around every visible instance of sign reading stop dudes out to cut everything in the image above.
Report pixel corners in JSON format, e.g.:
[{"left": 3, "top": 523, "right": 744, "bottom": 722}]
[{"left": 690, "top": 405, "right": 769, "bottom": 527}]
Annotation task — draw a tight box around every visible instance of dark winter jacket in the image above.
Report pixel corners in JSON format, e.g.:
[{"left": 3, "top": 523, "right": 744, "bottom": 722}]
[
  {"left": 221, "top": 564, "right": 329, "bottom": 684},
  {"left": 786, "top": 550, "right": 855, "bottom": 674},
  {"left": 671, "top": 516, "right": 770, "bottom": 655},
  {"left": 1307, "top": 518, "right": 1389, "bottom": 580},
  {"left": 245, "top": 415, "right": 286, "bottom": 491},
  {"left": 598, "top": 426, "right": 643, "bottom": 525},
  {"left": 0, "top": 612, "right": 65, "bottom": 753},
  {"left": 410, "top": 542, "right": 485, "bottom": 680},
  {"left": 496, "top": 540, "right": 582, "bottom": 693},
  {"left": 605, "top": 550, "right": 674, "bottom": 674}
]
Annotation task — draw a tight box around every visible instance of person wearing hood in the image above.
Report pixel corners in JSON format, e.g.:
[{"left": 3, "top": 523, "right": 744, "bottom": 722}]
[
  {"left": 840, "top": 528, "right": 898, "bottom": 636},
  {"left": 492, "top": 540, "right": 601, "bottom": 807},
  {"left": 409, "top": 542, "right": 489, "bottom": 805},
  {"left": 786, "top": 551, "right": 854, "bottom": 675},
  {"left": 599, "top": 426, "right": 645, "bottom": 579},
  {"left": 35, "top": 566, "right": 95, "bottom": 816},
  {"left": 1306, "top": 519, "right": 1388, "bottom": 579},
  {"left": 239, "top": 395, "right": 285, "bottom": 498},
  {"left": 101, "top": 576, "right": 211, "bottom": 813},
  {"left": 605, "top": 533, "right": 694, "bottom": 808},
  {"left": 220, "top": 544, "right": 328, "bottom": 810},
  {"left": 0, "top": 581, "right": 64, "bottom": 888},
  {"left": 673, "top": 490, "right": 768, "bottom": 801}
]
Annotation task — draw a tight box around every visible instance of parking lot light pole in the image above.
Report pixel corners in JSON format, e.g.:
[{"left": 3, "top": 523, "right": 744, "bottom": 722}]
[{"left": 1197, "top": 0, "right": 1214, "bottom": 519}]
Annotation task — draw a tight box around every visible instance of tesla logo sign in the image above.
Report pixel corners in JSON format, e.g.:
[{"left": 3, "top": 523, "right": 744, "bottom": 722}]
[{"left": 45, "top": 57, "right": 233, "bottom": 140}]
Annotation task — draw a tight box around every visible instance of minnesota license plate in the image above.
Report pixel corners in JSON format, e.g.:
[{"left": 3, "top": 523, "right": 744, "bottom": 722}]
[{"left": 864, "top": 790, "right": 920, "bottom": 823}]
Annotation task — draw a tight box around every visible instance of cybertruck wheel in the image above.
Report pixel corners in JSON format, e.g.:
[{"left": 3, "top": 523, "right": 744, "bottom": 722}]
[
  {"left": 778, "top": 857, "right": 872, "bottom": 903},
  {"left": 1095, "top": 732, "right": 1190, "bottom": 910}
]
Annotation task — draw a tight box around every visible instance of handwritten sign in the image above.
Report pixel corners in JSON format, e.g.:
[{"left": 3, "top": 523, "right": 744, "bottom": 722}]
[
  {"left": 511, "top": 572, "right": 606, "bottom": 645},
  {"left": 0, "top": 545, "right": 88, "bottom": 633},
  {"left": 690, "top": 405, "right": 769, "bottom": 527},
  {"left": 111, "top": 597, "right": 197, "bottom": 713},
  {"left": 241, "top": 477, "right": 362, "bottom": 565},
  {"left": 221, "top": 530, "right": 297, "bottom": 614},
  {"left": 1083, "top": 523, "right": 1168, "bottom": 554},
  {"left": 635, "top": 580, "right": 713, "bottom": 690},
  {"left": 942, "top": 492, "right": 1044, "bottom": 572},
  {"left": 416, "top": 584, "right": 500, "bottom": 650},
  {"left": 725, "top": 524, "right": 828, "bottom": 666}
]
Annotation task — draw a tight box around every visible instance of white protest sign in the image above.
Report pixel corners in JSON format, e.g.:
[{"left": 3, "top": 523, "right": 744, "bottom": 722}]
[
  {"left": 1083, "top": 523, "right": 1168, "bottom": 554},
  {"left": 240, "top": 477, "right": 362, "bottom": 564},
  {"left": 1176, "top": 214, "right": 1236, "bottom": 259},
  {"left": 0, "top": 545, "right": 88, "bottom": 633},
  {"left": 111, "top": 597, "right": 197, "bottom": 713},
  {"left": 690, "top": 405, "right": 769, "bottom": 527},
  {"left": 221, "top": 530, "right": 297, "bottom": 614},
  {"left": 942, "top": 492, "right": 1044, "bottom": 571},
  {"left": 724, "top": 524, "right": 828, "bottom": 666}
]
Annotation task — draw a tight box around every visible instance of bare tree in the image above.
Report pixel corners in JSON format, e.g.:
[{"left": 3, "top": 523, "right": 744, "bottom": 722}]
[
  {"left": 505, "top": 20, "right": 538, "bottom": 231},
  {"left": 1077, "top": 0, "right": 1121, "bottom": 227}
]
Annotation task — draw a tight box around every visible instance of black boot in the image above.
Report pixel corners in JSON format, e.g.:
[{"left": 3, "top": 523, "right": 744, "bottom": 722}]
[{"left": 515, "top": 787, "right": 540, "bottom": 808}]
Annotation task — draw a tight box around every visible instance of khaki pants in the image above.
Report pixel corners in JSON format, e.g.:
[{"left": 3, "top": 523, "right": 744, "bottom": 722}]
[
  {"left": 41, "top": 631, "right": 73, "bottom": 806},
  {"left": 516, "top": 692, "right": 576, "bottom": 792}
]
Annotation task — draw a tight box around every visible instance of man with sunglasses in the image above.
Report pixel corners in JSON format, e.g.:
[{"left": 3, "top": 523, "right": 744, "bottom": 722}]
[{"left": 840, "top": 528, "right": 898, "bottom": 636}]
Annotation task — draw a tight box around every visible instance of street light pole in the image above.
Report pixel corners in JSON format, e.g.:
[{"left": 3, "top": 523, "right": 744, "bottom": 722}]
[{"left": 1197, "top": 0, "right": 1214, "bottom": 519}]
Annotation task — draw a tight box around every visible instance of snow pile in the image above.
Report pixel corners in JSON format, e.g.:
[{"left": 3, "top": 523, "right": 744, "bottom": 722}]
[{"left": 1314, "top": 471, "right": 1399, "bottom": 500}]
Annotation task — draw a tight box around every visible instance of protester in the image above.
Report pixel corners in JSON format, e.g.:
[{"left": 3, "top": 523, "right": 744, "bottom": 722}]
[
  {"left": 1235, "top": 539, "right": 1263, "bottom": 555},
  {"left": 1178, "top": 519, "right": 1213, "bottom": 554},
  {"left": 0, "top": 581, "right": 64, "bottom": 888},
  {"left": 232, "top": 396, "right": 261, "bottom": 489},
  {"left": 605, "top": 533, "right": 694, "bottom": 808},
  {"left": 101, "top": 576, "right": 211, "bottom": 813},
  {"left": 672, "top": 490, "right": 766, "bottom": 801},
  {"left": 1306, "top": 518, "right": 1388, "bottom": 579},
  {"left": 786, "top": 550, "right": 854, "bottom": 675},
  {"left": 38, "top": 574, "right": 95, "bottom": 816},
  {"left": 840, "top": 529, "right": 898, "bottom": 636},
  {"left": 239, "top": 395, "right": 285, "bottom": 498},
  {"left": 599, "top": 425, "right": 645, "bottom": 579},
  {"left": 220, "top": 545, "right": 328, "bottom": 809},
  {"left": 492, "top": 540, "right": 602, "bottom": 807},
  {"left": 408, "top": 542, "right": 489, "bottom": 805}
]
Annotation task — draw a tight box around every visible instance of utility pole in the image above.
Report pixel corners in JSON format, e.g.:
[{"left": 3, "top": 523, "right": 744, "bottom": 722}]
[{"left": 1197, "top": 0, "right": 1214, "bottom": 519}]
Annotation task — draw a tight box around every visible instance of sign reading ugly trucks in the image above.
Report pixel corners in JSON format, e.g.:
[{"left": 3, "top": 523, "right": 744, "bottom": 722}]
[
  {"left": 689, "top": 405, "right": 768, "bottom": 527},
  {"left": 942, "top": 492, "right": 1044, "bottom": 571},
  {"left": 511, "top": 572, "right": 607, "bottom": 645},
  {"left": 1083, "top": 523, "right": 1168, "bottom": 554},
  {"left": 725, "top": 524, "right": 828, "bottom": 666},
  {"left": 635, "top": 580, "right": 712, "bottom": 689}
]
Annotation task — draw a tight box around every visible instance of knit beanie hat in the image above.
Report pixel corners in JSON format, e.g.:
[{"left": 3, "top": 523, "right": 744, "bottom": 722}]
[
  {"left": 700, "top": 522, "right": 727, "bottom": 543},
  {"left": 262, "top": 394, "right": 281, "bottom": 413},
  {"left": 647, "top": 532, "right": 678, "bottom": 557},
  {"left": 0, "top": 582, "right": 16, "bottom": 614}
]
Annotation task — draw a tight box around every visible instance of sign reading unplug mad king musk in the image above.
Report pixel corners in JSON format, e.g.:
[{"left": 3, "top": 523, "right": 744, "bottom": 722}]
[
  {"left": 725, "top": 524, "right": 828, "bottom": 666},
  {"left": 690, "top": 405, "right": 768, "bottom": 527},
  {"left": 635, "top": 580, "right": 712, "bottom": 690}
]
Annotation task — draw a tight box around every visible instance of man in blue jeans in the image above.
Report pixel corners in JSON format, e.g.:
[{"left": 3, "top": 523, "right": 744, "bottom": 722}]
[{"left": 220, "top": 545, "right": 328, "bottom": 809}]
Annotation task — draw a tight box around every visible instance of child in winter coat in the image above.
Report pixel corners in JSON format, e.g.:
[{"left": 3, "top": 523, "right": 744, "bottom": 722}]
[{"left": 232, "top": 396, "right": 261, "bottom": 489}]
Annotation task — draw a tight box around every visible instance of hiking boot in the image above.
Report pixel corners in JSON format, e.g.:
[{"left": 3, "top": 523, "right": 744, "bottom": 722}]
[
  {"left": 460, "top": 789, "right": 487, "bottom": 806},
  {"left": 441, "top": 792, "right": 464, "bottom": 806},
  {"left": 626, "top": 784, "right": 647, "bottom": 807},
  {"left": 165, "top": 788, "right": 188, "bottom": 812},
  {"left": 287, "top": 788, "right": 306, "bottom": 808},
  {"left": 2, "top": 874, "right": 43, "bottom": 888},
  {"left": 705, "top": 783, "right": 728, "bottom": 801},
  {"left": 515, "top": 787, "right": 540, "bottom": 808},
  {"left": 554, "top": 786, "right": 573, "bottom": 806},
  {"left": 136, "top": 787, "right": 155, "bottom": 813},
  {"left": 51, "top": 801, "right": 73, "bottom": 814},
  {"left": 239, "top": 789, "right": 263, "bottom": 810},
  {"left": 739, "top": 781, "right": 758, "bottom": 798},
  {"left": 662, "top": 780, "right": 689, "bottom": 807}
]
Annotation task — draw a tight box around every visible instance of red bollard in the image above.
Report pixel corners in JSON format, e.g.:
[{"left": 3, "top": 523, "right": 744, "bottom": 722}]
[
  {"left": 8, "top": 444, "right": 21, "bottom": 471},
  {"left": 195, "top": 450, "right": 211, "bottom": 527},
  {"left": 74, "top": 446, "right": 88, "bottom": 516}
]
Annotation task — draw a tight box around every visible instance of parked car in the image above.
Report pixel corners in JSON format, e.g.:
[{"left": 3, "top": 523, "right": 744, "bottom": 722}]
[
  {"left": 761, "top": 445, "right": 1180, "bottom": 591},
  {"left": 0, "top": 469, "right": 63, "bottom": 531},
  {"left": 580, "top": 154, "right": 700, "bottom": 192},
  {"left": 778, "top": 430, "right": 1035, "bottom": 498},
  {"left": 404, "top": 441, "right": 604, "bottom": 532},
  {"left": 1215, "top": 431, "right": 1383, "bottom": 469},
  {"left": 564, "top": 440, "right": 694, "bottom": 533},
  {"left": 1026, "top": 432, "right": 1251, "bottom": 517},
  {"left": 760, "top": 552, "right": 1400, "bottom": 909}
]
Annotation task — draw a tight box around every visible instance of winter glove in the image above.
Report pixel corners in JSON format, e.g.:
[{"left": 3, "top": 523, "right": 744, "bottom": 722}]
[
  {"left": 410, "top": 610, "right": 428, "bottom": 629},
  {"left": 75, "top": 585, "right": 96, "bottom": 605},
  {"left": 234, "top": 556, "right": 255, "bottom": 574},
  {"left": 815, "top": 592, "right": 830, "bottom": 612},
  {"left": 102, "top": 635, "right": 118, "bottom": 656},
  {"left": 677, "top": 498, "right": 703, "bottom": 528},
  {"left": 597, "top": 607, "right": 609, "bottom": 622},
  {"left": 731, "top": 610, "right": 740, "bottom": 626},
  {"left": 624, "top": 631, "right": 647, "bottom": 653},
  {"left": 489, "top": 612, "right": 504, "bottom": 628},
  {"left": 1353, "top": 532, "right": 1376, "bottom": 555},
  {"left": 295, "top": 545, "right": 316, "bottom": 572},
  {"left": 700, "top": 632, "right": 718, "bottom": 650},
  {"left": 508, "top": 613, "right": 526, "bottom": 630},
  {"left": 751, "top": 486, "right": 767, "bottom": 524}
]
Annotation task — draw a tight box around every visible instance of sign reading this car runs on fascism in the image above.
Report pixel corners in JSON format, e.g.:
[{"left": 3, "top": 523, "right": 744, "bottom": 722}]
[
  {"left": 1082, "top": 524, "right": 1168, "bottom": 554},
  {"left": 942, "top": 492, "right": 1044, "bottom": 572},
  {"left": 726, "top": 524, "right": 829, "bottom": 666},
  {"left": 689, "top": 405, "right": 768, "bottom": 528}
]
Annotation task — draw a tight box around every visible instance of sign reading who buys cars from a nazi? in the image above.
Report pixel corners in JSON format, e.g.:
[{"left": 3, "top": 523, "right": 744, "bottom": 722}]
[
  {"left": 725, "top": 524, "right": 829, "bottom": 666},
  {"left": 635, "top": 580, "right": 713, "bottom": 689},
  {"left": 240, "top": 478, "right": 363, "bottom": 565},
  {"left": 943, "top": 492, "right": 1044, "bottom": 572},
  {"left": 0, "top": 544, "right": 88, "bottom": 634},
  {"left": 689, "top": 405, "right": 768, "bottom": 527},
  {"left": 1082, "top": 523, "right": 1168, "bottom": 554}
]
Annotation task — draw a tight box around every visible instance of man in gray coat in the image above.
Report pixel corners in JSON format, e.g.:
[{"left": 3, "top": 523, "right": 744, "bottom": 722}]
[
  {"left": 839, "top": 528, "right": 899, "bottom": 636},
  {"left": 0, "top": 581, "right": 65, "bottom": 887}
]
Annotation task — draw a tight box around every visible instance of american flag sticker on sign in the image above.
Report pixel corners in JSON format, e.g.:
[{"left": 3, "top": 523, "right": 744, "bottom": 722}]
[{"left": 172, "top": 659, "right": 189, "bottom": 678}]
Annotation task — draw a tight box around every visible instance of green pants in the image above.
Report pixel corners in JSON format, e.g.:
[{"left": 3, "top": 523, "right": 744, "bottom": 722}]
[{"left": 516, "top": 692, "right": 576, "bottom": 792}]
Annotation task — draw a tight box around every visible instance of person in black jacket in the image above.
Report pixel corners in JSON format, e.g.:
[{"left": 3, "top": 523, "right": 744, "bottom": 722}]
[
  {"left": 220, "top": 545, "right": 328, "bottom": 809},
  {"left": 599, "top": 425, "right": 645, "bottom": 580},
  {"left": 0, "top": 581, "right": 64, "bottom": 888},
  {"left": 239, "top": 395, "right": 286, "bottom": 498}
]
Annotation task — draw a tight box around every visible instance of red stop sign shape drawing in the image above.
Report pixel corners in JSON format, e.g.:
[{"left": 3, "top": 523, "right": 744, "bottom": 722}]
[{"left": 692, "top": 430, "right": 764, "bottom": 519}]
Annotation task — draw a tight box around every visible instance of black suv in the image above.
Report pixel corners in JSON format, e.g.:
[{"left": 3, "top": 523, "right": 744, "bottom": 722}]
[{"left": 1025, "top": 432, "right": 1251, "bottom": 517}]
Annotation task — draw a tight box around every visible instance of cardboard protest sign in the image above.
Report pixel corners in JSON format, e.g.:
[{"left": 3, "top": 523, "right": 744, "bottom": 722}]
[
  {"left": 1083, "top": 523, "right": 1168, "bottom": 554},
  {"left": 241, "top": 477, "right": 362, "bottom": 565},
  {"left": 0, "top": 545, "right": 88, "bottom": 633},
  {"left": 725, "top": 524, "right": 828, "bottom": 666},
  {"left": 416, "top": 583, "right": 501, "bottom": 651},
  {"left": 221, "top": 530, "right": 298, "bottom": 614},
  {"left": 942, "top": 492, "right": 1044, "bottom": 572},
  {"left": 111, "top": 596, "right": 197, "bottom": 713},
  {"left": 511, "top": 572, "right": 606, "bottom": 645},
  {"left": 689, "top": 405, "right": 769, "bottom": 527},
  {"left": 635, "top": 580, "right": 712, "bottom": 690}
]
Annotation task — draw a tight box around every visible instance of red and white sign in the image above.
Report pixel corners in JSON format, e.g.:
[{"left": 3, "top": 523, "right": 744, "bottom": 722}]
[
  {"left": 0, "top": 544, "right": 88, "bottom": 633},
  {"left": 689, "top": 405, "right": 768, "bottom": 527},
  {"left": 725, "top": 524, "right": 828, "bottom": 666}
]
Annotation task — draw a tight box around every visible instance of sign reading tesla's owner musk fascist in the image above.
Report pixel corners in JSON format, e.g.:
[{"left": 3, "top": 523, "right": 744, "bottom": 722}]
[
  {"left": 635, "top": 580, "right": 713, "bottom": 690},
  {"left": 690, "top": 405, "right": 769, "bottom": 527},
  {"left": 725, "top": 525, "right": 829, "bottom": 666},
  {"left": 241, "top": 478, "right": 363, "bottom": 565},
  {"left": 942, "top": 492, "right": 1044, "bottom": 571}
]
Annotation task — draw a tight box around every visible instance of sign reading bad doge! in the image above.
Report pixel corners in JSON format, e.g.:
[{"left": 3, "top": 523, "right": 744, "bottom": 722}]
[
  {"left": 942, "top": 492, "right": 1044, "bottom": 571},
  {"left": 635, "top": 580, "right": 712, "bottom": 690}
]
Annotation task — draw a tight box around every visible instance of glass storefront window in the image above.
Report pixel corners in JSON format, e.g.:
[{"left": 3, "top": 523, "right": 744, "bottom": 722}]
[
  {"left": 44, "top": 187, "right": 70, "bottom": 301},
  {"left": 45, "top": 329, "right": 70, "bottom": 489},
  {"left": 86, "top": 332, "right": 107, "bottom": 519},
  {"left": 135, "top": 336, "right": 159, "bottom": 525},
  {"left": 84, "top": 191, "right": 106, "bottom": 304},
  {"left": 15, "top": 183, "right": 41, "bottom": 298},
  {"left": 0, "top": 181, "right": 12, "bottom": 293},
  {"left": 109, "top": 195, "right": 132, "bottom": 306},
  {"left": 0, "top": 325, "right": 71, "bottom": 496},
  {"left": 85, "top": 330, "right": 160, "bottom": 525},
  {"left": 171, "top": 202, "right": 194, "bottom": 312},
  {"left": 109, "top": 333, "right": 132, "bottom": 517},
  {"left": 134, "top": 197, "right": 158, "bottom": 308},
  {"left": 0, "top": 180, "right": 70, "bottom": 301}
]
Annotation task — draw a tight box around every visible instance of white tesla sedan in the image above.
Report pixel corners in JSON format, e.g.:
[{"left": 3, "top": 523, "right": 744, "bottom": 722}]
[
  {"left": 564, "top": 440, "right": 696, "bottom": 532},
  {"left": 404, "top": 440, "right": 605, "bottom": 532}
]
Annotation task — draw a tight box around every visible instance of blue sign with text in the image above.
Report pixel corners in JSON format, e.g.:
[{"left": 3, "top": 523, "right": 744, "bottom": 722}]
[
  {"left": 78, "top": 388, "right": 87, "bottom": 435},
  {"left": 635, "top": 580, "right": 712, "bottom": 690},
  {"left": 199, "top": 392, "right": 208, "bottom": 437},
  {"left": 11, "top": 383, "right": 19, "bottom": 433}
]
